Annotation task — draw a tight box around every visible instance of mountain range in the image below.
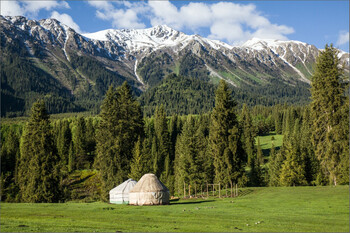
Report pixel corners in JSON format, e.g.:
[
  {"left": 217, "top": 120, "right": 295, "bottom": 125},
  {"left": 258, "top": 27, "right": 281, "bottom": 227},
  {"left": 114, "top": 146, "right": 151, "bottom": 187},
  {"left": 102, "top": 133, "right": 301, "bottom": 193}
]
[{"left": 1, "top": 15, "right": 349, "bottom": 116}]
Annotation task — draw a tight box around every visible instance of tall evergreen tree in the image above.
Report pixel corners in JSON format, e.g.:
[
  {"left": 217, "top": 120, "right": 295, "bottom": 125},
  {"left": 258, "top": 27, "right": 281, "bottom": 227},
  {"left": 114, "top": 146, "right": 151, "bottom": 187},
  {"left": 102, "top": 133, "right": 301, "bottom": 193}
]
[
  {"left": 310, "top": 44, "right": 349, "bottom": 185},
  {"left": 17, "top": 101, "right": 59, "bottom": 202},
  {"left": 268, "top": 143, "right": 284, "bottom": 186},
  {"left": 56, "top": 120, "right": 72, "bottom": 168},
  {"left": 94, "top": 83, "right": 144, "bottom": 201},
  {"left": 175, "top": 116, "right": 208, "bottom": 194},
  {"left": 74, "top": 117, "right": 88, "bottom": 169},
  {"left": 0, "top": 127, "right": 20, "bottom": 201},
  {"left": 209, "top": 80, "right": 245, "bottom": 185},
  {"left": 240, "top": 104, "right": 255, "bottom": 165},
  {"left": 129, "top": 136, "right": 145, "bottom": 181},
  {"left": 154, "top": 105, "right": 173, "bottom": 191},
  {"left": 256, "top": 138, "right": 264, "bottom": 165},
  {"left": 279, "top": 141, "right": 307, "bottom": 186}
]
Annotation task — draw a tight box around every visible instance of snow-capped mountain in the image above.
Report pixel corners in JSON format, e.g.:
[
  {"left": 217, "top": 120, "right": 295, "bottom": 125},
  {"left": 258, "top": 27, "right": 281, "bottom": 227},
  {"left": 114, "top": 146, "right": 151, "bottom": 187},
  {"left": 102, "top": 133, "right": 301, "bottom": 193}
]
[{"left": 1, "top": 15, "right": 349, "bottom": 99}]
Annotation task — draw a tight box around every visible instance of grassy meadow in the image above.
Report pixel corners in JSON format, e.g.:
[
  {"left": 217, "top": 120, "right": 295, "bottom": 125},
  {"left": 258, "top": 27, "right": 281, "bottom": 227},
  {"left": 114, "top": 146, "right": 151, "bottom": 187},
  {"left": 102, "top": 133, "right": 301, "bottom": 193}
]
[{"left": 1, "top": 185, "right": 348, "bottom": 232}]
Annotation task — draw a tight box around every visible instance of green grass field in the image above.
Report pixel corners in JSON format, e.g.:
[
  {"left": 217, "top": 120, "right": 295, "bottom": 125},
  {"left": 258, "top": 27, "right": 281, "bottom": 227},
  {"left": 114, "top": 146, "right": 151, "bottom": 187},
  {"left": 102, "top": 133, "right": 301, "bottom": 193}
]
[
  {"left": 256, "top": 133, "right": 284, "bottom": 157},
  {"left": 1, "top": 186, "right": 348, "bottom": 232}
]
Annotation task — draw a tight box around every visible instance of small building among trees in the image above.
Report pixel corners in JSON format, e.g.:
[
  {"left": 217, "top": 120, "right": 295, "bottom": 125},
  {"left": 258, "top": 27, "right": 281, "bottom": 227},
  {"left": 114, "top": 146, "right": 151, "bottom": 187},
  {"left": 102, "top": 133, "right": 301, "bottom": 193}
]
[
  {"left": 129, "top": 174, "right": 170, "bottom": 206},
  {"left": 109, "top": 179, "right": 137, "bottom": 204}
]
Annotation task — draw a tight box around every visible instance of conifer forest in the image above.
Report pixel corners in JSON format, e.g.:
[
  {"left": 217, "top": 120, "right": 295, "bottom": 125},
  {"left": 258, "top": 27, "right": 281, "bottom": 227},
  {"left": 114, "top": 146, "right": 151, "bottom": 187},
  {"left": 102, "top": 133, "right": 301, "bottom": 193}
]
[{"left": 1, "top": 45, "right": 349, "bottom": 203}]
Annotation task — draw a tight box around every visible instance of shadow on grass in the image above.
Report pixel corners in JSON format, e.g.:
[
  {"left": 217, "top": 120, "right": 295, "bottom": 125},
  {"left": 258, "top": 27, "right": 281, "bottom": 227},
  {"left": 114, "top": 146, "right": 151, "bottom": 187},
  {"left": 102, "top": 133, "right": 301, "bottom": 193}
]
[{"left": 170, "top": 200, "right": 215, "bottom": 205}]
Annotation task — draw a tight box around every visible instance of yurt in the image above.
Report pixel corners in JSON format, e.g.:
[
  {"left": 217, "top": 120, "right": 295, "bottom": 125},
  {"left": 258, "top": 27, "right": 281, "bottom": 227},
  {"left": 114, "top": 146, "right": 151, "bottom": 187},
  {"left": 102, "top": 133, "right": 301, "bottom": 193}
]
[
  {"left": 129, "top": 173, "right": 170, "bottom": 206},
  {"left": 109, "top": 178, "right": 137, "bottom": 204}
]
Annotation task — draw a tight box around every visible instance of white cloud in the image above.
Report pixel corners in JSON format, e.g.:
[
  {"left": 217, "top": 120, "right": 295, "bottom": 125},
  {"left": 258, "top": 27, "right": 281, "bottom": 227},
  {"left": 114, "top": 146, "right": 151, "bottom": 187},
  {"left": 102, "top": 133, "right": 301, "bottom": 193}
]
[
  {"left": 87, "top": 1, "right": 113, "bottom": 11},
  {"left": 88, "top": 1, "right": 147, "bottom": 29},
  {"left": 0, "top": 1, "right": 25, "bottom": 16},
  {"left": 336, "top": 31, "right": 349, "bottom": 46},
  {"left": 148, "top": 1, "right": 294, "bottom": 45},
  {"left": 86, "top": 1, "right": 294, "bottom": 45},
  {"left": 50, "top": 11, "right": 81, "bottom": 33},
  {"left": 1, "top": 0, "right": 69, "bottom": 17}
]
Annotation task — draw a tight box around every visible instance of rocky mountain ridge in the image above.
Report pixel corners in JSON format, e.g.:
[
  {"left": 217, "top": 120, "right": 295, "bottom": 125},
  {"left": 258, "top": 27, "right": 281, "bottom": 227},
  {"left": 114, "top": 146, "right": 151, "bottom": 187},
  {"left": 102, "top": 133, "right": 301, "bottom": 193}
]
[{"left": 1, "top": 15, "right": 349, "bottom": 116}]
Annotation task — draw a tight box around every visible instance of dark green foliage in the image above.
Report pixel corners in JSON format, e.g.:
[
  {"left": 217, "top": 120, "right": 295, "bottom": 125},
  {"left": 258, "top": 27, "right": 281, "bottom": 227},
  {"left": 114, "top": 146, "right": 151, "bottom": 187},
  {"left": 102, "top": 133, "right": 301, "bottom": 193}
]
[
  {"left": 240, "top": 104, "right": 256, "bottom": 164},
  {"left": 209, "top": 80, "right": 245, "bottom": 185},
  {"left": 140, "top": 73, "right": 216, "bottom": 116},
  {"left": 138, "top": 52, "right": 173, "bottom": 87},
  {"left": 154, "top": 106, "right": 173, "bottom": 191},
  {"left": 17, "top": 101, "right": 60, "bottom": 202},
  {"left": 279, "top": 141, "right": 307, "bottom": 186},
  {"left": 73, "top": 117, "right": 88, "bottom": 169},
  {"left": 129, "top": 137, "right": 145, "bottom": 181},
  {"left": 310, "top": 44, "right": 349, "bottom": 185},
  {"left": 174, "top": 116, "right": 209, "bottom": 194},
  {"left": 256, "top": 138, "right": 264, "bottom": 165},
  {"left": 94, "top": 83, "right": 143, "bottom": 201},
  {"left": 0, "top": 125, "right": 21, "bottom": 202},
  {"left": 0, "top": 40, "right": 81, "bottom": 117},
  {"left": 178, "top": 52, "right": 209, "bottom": 80}
]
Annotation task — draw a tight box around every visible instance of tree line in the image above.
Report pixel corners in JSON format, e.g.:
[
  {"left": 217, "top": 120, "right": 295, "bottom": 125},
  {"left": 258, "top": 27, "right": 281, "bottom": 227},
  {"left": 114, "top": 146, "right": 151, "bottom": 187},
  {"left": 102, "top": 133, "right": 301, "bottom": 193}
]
[{"left": 0, "top": 44, "right": 348, "bottom": 202}]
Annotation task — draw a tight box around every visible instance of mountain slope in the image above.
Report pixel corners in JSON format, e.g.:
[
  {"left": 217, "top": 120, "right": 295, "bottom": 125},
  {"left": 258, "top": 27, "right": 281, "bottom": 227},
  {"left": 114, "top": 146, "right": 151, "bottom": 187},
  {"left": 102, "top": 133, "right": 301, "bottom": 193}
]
[{"left": 1, "top": 15, "right": 349, "bottom": 116}]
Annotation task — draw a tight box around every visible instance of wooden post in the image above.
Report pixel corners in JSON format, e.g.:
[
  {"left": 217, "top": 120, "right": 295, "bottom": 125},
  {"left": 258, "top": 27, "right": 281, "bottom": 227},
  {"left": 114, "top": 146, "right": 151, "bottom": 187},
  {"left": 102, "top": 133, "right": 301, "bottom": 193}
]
[
  {"left": 233, "top": 183, "right": 236, "bottom": 197},
  {"left": 219, "top": 183, "right": 221, "bottom": 198},
  {"left": 184, "top": 182, "right": 186, "bottom": 198},
  {"left": 212, "top": 184, "right": 214, "bottom": 196},
  {"left": 230, "top": 181, "right": 233, "bottom": 198},
  {"left": 207, "top": 183, "right": 209, "bottom": 198}
]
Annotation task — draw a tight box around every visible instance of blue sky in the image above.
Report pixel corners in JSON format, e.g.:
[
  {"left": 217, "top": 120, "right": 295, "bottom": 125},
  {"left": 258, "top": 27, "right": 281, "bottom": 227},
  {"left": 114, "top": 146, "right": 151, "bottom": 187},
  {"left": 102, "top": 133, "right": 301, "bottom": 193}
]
[{"left": 1, "top": 1, "right": 349, "bottom": 51}]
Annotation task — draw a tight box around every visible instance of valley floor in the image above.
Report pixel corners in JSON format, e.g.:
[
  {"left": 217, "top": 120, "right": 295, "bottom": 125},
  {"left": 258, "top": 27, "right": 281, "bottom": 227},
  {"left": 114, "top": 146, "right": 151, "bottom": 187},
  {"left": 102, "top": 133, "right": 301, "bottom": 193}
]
[{"left": 1, "top": 185, "right": 348, "bottom": 232}]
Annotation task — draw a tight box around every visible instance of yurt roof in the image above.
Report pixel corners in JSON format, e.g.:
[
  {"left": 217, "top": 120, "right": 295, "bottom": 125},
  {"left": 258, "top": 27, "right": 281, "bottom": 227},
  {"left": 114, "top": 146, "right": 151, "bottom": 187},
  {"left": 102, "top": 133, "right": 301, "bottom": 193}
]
[
  {"left": 109, "top": 178, "right": 137, "bottom": 194},
  {"left": 130, "top": 173, "right": 169, "bottom": 193}
]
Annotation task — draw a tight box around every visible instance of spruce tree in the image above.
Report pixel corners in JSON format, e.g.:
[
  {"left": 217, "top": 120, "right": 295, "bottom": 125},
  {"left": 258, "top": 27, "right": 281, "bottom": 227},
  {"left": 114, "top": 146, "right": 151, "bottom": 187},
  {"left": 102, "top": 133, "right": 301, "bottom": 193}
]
[
  {"left": 74, "top": 117, "right": 88, "bottom": 169},
  {"left": 95, "top": 83, "right": 144, "bottom": 201},
  {"left": 240, "top": 104, "right": 255, "bottom": 165},
  {"left": 56, "top": 120, "right": 72, "bottom": 168},
  {"left": 256, "top": 138, "right": 264, "bottom": 165},
  {"left": 279, "top": 141, "right": 307, "bottom": 186},
  {"left": 209, "top": 80, "right": 244, "bottom": 185},
  {"left": 310, "top": 44, "right": 349, "bottom": 185},
  {"left": 129, "top": 136, "right": 145, "bottom": 180},
  {"left": 154, "top": 105, "right": 173, "bottom": 191},
  {"left": 17, "top": 101, "right": 59, "bottom": 202}
]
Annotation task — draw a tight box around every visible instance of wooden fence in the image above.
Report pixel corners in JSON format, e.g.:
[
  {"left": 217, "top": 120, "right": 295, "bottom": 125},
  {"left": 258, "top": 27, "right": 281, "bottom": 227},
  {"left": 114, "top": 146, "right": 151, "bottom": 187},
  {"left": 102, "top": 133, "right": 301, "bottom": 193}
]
[{"left": 181, "top": 181, "right": 239, "bottom": 199}]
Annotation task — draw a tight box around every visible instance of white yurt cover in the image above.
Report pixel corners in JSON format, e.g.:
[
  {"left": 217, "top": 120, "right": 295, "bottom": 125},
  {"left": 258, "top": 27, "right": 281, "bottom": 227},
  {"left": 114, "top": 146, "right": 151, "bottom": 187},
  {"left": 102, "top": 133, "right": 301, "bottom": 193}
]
[
  {"left": 129, "top": 173, "right": 170, "bottom": 206},
  {"left": 109, "top": 178, "right": 137, "bottom": 204}
]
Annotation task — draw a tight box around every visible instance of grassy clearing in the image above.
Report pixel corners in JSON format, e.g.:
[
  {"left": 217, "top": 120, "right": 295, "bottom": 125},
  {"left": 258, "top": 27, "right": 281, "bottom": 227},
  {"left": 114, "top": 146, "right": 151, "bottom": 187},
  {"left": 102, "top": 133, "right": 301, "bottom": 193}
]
[
  {"left": 256, "top": 132, "right": 284, "bottom": 157},
  {"left": 1, "top": 186, "right": 348, "bottom": 232}
]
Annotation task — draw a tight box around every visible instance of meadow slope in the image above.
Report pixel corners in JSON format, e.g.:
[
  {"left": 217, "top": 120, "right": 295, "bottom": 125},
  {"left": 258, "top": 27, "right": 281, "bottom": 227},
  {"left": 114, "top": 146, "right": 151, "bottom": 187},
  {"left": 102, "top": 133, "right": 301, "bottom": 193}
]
[{"left": 1, "top": 185, "right": 348, "bottom": 232}]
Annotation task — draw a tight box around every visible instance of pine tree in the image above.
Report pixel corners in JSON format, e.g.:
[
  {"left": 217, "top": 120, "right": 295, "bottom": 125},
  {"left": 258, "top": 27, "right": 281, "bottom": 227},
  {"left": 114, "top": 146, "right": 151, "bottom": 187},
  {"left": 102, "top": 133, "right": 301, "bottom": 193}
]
[
  {"left": 17, "top": 100, "right": 59, "bottom": 202},
  {"left": 94, "top": 83, "right": 144, "bottom": 201},
  {"left": 310, "top": 44, "right": 348, "bottom": 185},
  {"left": 209, "top": 80, "right": 245, "bottom": 185},
  {"left": 240, "top": 104, "right": 255, "bottom": 165},
  {"left": 154, "top": 105, "right": 173, "bottom": 191},
  {"left": 256, "top": 138, "right": 264, "bottom": 165},
  {"left": 279, "top": 141, "right": 307, "bottom": 186},
  {"left": 74, "top": 117, "right": 88, "bottom": 169},
  {"left": 129, "top": 136, "right": 145, "bottom": 180},
  {"left": 56, "top": 120, "right": 72, "bottom": 167},
  {"left": 0, "top": 127, "right": 20, "bottom": 201}
]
